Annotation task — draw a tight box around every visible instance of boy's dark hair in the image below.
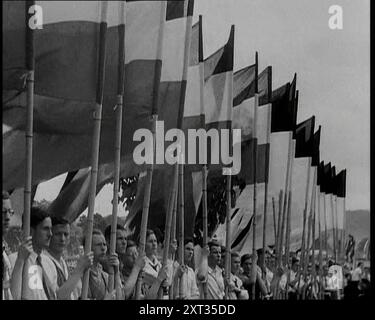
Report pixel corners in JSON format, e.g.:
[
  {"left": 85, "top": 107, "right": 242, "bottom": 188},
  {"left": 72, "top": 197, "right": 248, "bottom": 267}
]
[
  {"left": 241, "top": 254, "right": 252, "bottom": 266},
  {"left": 27, "top": 206, "right": 50, "bottom": 229},
  {"left": 104, "top": 224, "right": 126, "bottom": 241},
  {"left": 51, "top": 216, "right": 70, "bottom": 227},
  {"left": 184, "top": 237, "right": 194, "bottom": 246}
]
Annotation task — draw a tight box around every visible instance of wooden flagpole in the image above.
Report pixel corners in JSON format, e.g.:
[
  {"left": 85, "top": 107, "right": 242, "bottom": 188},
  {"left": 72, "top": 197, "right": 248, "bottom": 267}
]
[
  {"left": 223, "top": 26, "right": 235, "bottom": 300},
  {"left": 135, "top": 1, "right": 166, "bottom": 300},
  {"left": 276, "top": 190, "right": 283, "bottom": 267},
  {"left": 311, "top": 183, "right": 317, "bottom": 298},
  {"left": 160, "top": 164, "right": 179, "bottom": 299},
  {"left": 302, "top": 166, "right": 317, "bottom": 299},
  {"left": 178, "top": 163, "right": 185, "bottom": 298},
  {"left": 272, "top": 197, "right": 277, "bottom": 245},
  {"left": 81, "top": 2, "right": 109, "bottom": 300},
  {"left": 334, "top": 195, "right": 339, "bottom": 262},
  {"left": 330, "top": 194, "right": 337, "bottom": 263},
  {"left": 273, "top": 189, "right": 283, "bottom": 298},
  {"left": 342, "top": 197, "right": 346, "bottom": 263},
  {"left": 177, "top": 1, "right": 194, "bottom": 299},
  {"left": 198, "top": 15, "right": 208, "bottom": 300},
  {"left": 108, "top": 1, "right": 126, "bottom": 295},
  {"left": 250, "top": 52, "right": 259, "bottom": 300},
  {"left": 169, "top": 178, "right": 178, "bottom": 300},
  {"left": 297, "top": 157, "right": 312, "bottom": 296},
  {"left": 318, "top": 191, "right": 324, "bottom": 299},
  {"left": 23, "top": 0, "right": 35, "bottom": 238},
  {"left": 323, "top": 193, "right": 329, "bottom": 262},
  {"left": 284, "top": 139, "right": 295, "bottom": 299},
  {"left": 284, "top": 142, "right": 295, "bottom": 266},
  {"left": 279, "top": 132, "right": 293, "bottom": 270},
  {"left": 261, "top": 66, "right": 272, "bottom": 276}
]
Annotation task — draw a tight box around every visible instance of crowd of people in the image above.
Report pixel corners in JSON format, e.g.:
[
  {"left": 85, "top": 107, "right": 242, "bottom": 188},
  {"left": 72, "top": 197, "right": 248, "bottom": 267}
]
[{"left": 2, "top": 191, "right": 371, "bottom": 300}]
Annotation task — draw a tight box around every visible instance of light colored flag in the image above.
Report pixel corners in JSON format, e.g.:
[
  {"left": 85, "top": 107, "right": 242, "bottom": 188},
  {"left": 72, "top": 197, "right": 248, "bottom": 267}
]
[{"left": 3, "top": 1, "right": 193, "bottom": 191}]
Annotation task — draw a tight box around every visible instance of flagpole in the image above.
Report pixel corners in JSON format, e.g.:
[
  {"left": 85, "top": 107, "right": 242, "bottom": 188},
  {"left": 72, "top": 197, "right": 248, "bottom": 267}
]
[
  {"left": 135, "top": 1, "right": 166, "bottom": 300},
  {"left": 342, "top": 197, "right": 346, "bottom": 263},
  {"left": 330, "top": 194, "right": 336, "bottom": 263},
  {"left": 108, "top": 1, "right": 126, "bottom": 296},
  {"left": 279, "top": 132, "right": 293, "bottom": 269},
  {"left": 250, "top": 52, "right": 259, "bottom": 301},
  {"left": 284, "top": 137, "right": 295, "bottom": 300},
  {"left": 324, "top": 193, "right": 329, "bottom": 263},
  {"left": 177, "top": 1, "right": 194, "bottom": 299},
  {"left": 272, "top": 197, "right": 277, "bottom": 245},
  {"left": 276, "top": 189, "right": 283, "bottom": 267},
  {"left": 273, "top": 189, "right": 283, "bottom": 299},
  {"left": 302, "top": 166, "right": 317, "bottom": 299},
  {"left": 311, "top": 182, "right": 317, "bottom": 298},
  {"left": 198, "top": 15, "right": 208, "bottom": 300},
  {"left": 297, "top": 157, "right": 312, "bottom": 299},
  {"left": 23, "top": 0, "right": 35, "bottom": 239},
  {"left": 81, "top": 2, "right": 109, "bottom": 300},
  {"left": 284, "top": 154, "right": 295, "bottom": 283},
  {"left": 169, "top": 179, "right": 178, "bottom": 300},
  {"left": 318, "top": 191, "right": 324, "bottom": 299},
  {"left": 160, "top": 164, "right": 179, "bottom": 299},
  {"left": 334, "top": 195, "right": 339, "bottom": 263},
  {"left": 261, "top": 66, "right": 272, "bottom": 277}
]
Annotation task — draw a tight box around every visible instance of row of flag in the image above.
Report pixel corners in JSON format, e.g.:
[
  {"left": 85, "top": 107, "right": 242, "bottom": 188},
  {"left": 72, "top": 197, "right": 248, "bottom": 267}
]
[{"left": 3, "top": 1, "right": 347, "bottom": 261}]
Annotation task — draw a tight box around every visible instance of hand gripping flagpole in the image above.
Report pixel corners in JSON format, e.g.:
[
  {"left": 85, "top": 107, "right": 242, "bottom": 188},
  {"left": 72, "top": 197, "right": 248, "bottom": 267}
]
[
  {"left": 23, "top": 0, "right": 35, "bottom": 240},
  {"left": 108, "top": 1, "right": 126, "bottom": 297},
  {"left": 250, "top": 52, "right": 259, "bottom": 301},
  {"left": 81, "top": 2, "right": 109, "bottom": 300},
  {"left": 135, "top": 1, "right": 167, "bottom": 300}
]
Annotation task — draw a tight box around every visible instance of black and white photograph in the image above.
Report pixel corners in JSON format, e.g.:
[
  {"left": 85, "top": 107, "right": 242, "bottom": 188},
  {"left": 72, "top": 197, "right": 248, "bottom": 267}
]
[{"left": 2, "top": 0, "right": 371, "bottom": 305}]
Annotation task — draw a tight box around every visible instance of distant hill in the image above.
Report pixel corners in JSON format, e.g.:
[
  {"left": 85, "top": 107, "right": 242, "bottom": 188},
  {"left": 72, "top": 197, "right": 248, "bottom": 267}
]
[{"left": 346, "top": 209, "right": 370, "bottom": 242}]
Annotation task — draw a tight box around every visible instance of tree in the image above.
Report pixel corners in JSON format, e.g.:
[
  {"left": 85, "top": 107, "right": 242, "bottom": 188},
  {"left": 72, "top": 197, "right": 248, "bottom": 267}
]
[{"left": 77, "top": 212, "right": 107, "bottom": 234}]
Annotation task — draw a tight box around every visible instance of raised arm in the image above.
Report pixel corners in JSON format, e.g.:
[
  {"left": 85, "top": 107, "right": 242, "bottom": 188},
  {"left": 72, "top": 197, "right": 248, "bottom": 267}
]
[
  {"left": 10, "top": 236, "right": 33, "bottom": 300},
  {"left": 56, "top": 252, "right": 93, "bottom": 300}
]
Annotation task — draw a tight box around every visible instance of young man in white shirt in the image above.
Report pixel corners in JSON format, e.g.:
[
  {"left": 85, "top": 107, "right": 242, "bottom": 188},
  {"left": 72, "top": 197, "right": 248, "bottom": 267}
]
[
  {"left": 46, "top": 217, "right": 93, "bottom": 299},
  {"left": 2, "top": 191, "right": 14, "bottom": 300},
  {"left": 173, "top": 237, "right": 200, "bottom": 299},
  {"left": 197, "top": 240, "right": 225, "bottom": 300},
  {"left": 10, "top": 207, "right": 57, "bottom": 300}
]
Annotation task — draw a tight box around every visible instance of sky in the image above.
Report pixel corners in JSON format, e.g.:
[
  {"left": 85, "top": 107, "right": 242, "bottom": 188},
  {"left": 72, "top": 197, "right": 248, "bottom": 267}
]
[{"left": 34, "top": 0, "right": 370, "bottom": 214}]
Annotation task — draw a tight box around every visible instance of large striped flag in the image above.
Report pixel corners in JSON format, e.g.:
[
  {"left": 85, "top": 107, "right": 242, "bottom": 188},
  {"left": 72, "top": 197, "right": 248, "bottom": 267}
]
[
  {"left": 3, "top": 1, "right": 193, "bottom": 191},
  {"left": 33, "top": 1, "right": 194, "bottom": 222},
  {"left": 288, "top": 116, "right": 315, "bottom": 251},
  {"left": 214, "top": 66, "right": 276, "bottom": 253},
  {"left": 203, "top": 25, "right": 235, "bottom": 170}
]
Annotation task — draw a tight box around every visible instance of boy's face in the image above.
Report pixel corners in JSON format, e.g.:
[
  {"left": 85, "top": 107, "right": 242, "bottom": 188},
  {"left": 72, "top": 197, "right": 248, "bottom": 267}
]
[
  {"left": 209, "top": 245, "right": 221, "bottom": 265},
  {"left": 32, "top": 217, "right": 53, "bottom": 249},
  {"left": 92, "top": 234, "right": 107, "bottom": 261},
  {"left": 50, "top": 223, "right": 70, "bottom": 253},
  {"left": 2, "top": 198, "right": 13, "bottom": 234},
  {"left": 231, "top": 256, "right": 241, "bottom": 274},
  {"left": 184, "top": 242, "right": 194, "bottom": 263},
  {"left": 115, "top": 229, "right": 127, "bottom": 255}
]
